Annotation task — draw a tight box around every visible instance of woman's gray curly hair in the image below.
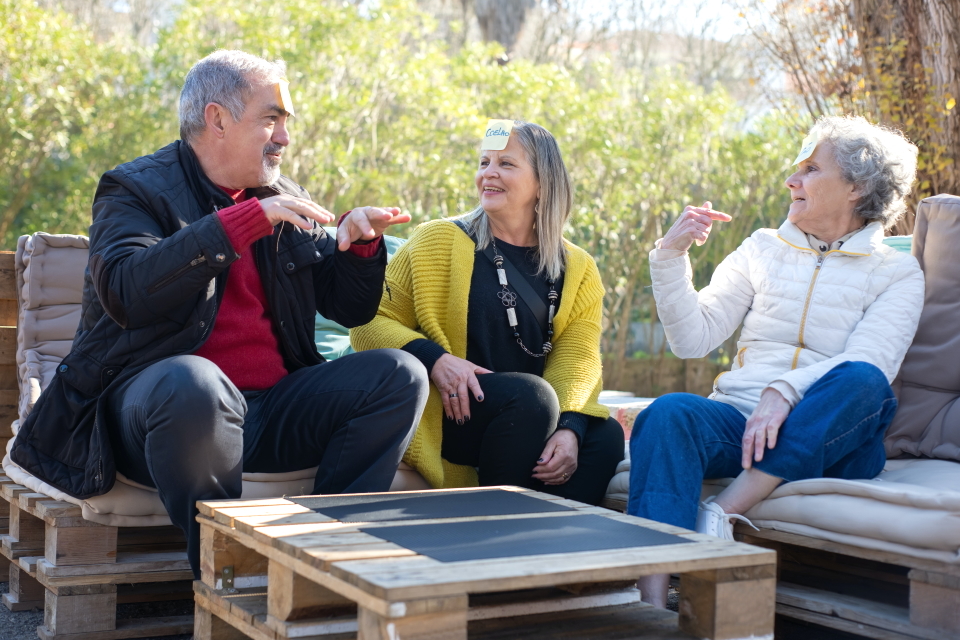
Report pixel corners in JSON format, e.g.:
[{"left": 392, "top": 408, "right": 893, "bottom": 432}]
[{"left": 809, "top": 115, "right": 918, "bottom": 228}]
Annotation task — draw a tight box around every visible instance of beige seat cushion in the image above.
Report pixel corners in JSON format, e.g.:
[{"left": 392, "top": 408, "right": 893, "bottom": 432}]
[
  {"left": 605, "top": 458, "right": 960, "bottom": 563},
  {"left": 4, "top": 425, "right": 429, "bottom": 527},
  {"left": 8, "top": 232, "right": 430, "bottom": 526}
]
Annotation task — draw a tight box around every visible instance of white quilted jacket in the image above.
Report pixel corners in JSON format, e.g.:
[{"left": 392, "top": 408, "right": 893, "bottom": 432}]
[{"left": 650, "top": 220, "right": 925, "bottom": 417}]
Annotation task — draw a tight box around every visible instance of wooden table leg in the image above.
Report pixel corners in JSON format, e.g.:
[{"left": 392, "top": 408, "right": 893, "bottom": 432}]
[
  {"left": 679, "top": 564, "right": 776, "bottom": 640},
  {"left": 358, "top": 594, "right": 469, "bottom": 640},
  {"left": 44, "top": 584, "right": 118, "bottom": 635},
  {"left": 267, "top": 560, "right": 354, "bottom": 620},
  {"left": 194, "top": 602, "right": 249, "bottom": 640}
]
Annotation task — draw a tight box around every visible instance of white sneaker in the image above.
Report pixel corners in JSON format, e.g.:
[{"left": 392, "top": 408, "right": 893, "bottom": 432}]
[{"left": 695, "top": 497, "right": 758, "bottom": 540}]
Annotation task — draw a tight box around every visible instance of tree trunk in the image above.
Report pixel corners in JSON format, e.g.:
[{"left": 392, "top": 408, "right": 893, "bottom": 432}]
[
  {"left": 852, "top": 0, "right": 960, "bottom": 232},
  {"left": 923, "top": 0, "right": 960, "bottom": 197},
  {"left": 474, "top": 0, "right": 535, "bottom": 53}
]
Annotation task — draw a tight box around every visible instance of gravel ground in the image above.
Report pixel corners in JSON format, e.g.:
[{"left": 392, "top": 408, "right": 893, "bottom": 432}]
[{"left": 0, "top": 581, "right": 192, "bottom": 640}]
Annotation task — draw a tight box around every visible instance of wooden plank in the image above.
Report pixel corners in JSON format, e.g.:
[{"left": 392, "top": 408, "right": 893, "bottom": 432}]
[
  {"left": 0, "top": 363, "right": 17, "bottom": 389},
  {"left": 300, "top": 542, "right": 417, "bottom": 572},
  {"left": 198, "top": 497, "right": 292, "bottom": 519},
  {"left": 37, "top": 615, "right": 194, "bottom": 640},
  {"left": 214, "top": 503, "right": 318, "bottom": 528},
  {"left": 267, "top": 559, "right": 353, "bottom": 621},
  {"left": 909, "top": 569, "right": 960, "bottom": 634},
  {"left": 245, "top": 507, "right": 639, "bottom": 543},
  {"left": 46, "top": 520, "right": 118, "bottom": 566},
  {"left": 193, "top": 583, "right": 276, "bottom": 640},
  {"left": 777, "top": 602, "right": 937, "bottom": 640},
  {"left": 738, "top": 528, "right": 960, "bottom": 577},
  {"left": 4, "top": 560, "right": 44, "bottom": 611},
  {"left": 357, "top": 594, "right": 468, "bottom": 640},
  {"left": 20, "top": 491, "right": 56, "bottom": 511},
  {"left": 199, "top": 486, "right": 536, "bottom": 521},
  {"left": 44, "top": 584, "right": 118, "bottom": 635},
  {"left": 778, "top": 581, "right": 942, "bottom": 640},
  {"left": 678, "top": 565, "right": 776, "bottom": 640},
  {"left": 0, "top": 298, "right": 17, "bottom": 327},
  {"left": 0, "top": 251, "right": 16, "bottom": 301},
  {"left": 36, "top": 551, "right": 192, "bottom": 587},
  {"left": 0, "top": 326, "right": 17, "bottom": 362},
  {"left": 9, "top": 496, "right": 45, "bottom": 552},
  {"left": 36, "top": 500, "right": 84, "bottom": 520},
  {"left": 199, "top": 516, "right": 419, "bottom": 617},
  {"left": 330, "top": 539, "right": 776, "bottom": 602},
  {"left": 194, "top": 604, "right": 254, "bottom": 640},
  {"left": 200, "top": 521, "right": 268, "bottom": 590}
]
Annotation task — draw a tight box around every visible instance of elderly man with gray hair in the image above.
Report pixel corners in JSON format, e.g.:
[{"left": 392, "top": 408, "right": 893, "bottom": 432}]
[
  {"left": 628, "top": 115, "right": 926, "bottom": 607},
  {"left": 11, "top": 50, "right": 429, "bottom": 577}
]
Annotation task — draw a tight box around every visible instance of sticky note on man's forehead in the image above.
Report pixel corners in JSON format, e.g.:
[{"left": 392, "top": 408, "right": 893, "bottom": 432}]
[
  {"left": 276, "top": 80, "right": 295, "bottom": 117},
  {"left": 481, "top": 119, "right": 514, "bottom": 150},
  {"left": 792, "top": 130, "right": 820, "bottom": 165}
]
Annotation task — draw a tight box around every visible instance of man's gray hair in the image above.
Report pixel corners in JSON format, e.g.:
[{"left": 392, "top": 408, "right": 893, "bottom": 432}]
[
  {"left": 810, "top": 115, "right": 918, "bottom": 228},
  {"left": 461, "top": 122, "right": 572, "bottom": 280},
  {"left": 179, "top": 50, "right": 287, "bottom": 143}
]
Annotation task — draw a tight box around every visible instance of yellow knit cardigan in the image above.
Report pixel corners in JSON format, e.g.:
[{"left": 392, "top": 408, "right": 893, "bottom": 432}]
[{"left": 351, "top": 219, "right": 609, "bottom": 489}]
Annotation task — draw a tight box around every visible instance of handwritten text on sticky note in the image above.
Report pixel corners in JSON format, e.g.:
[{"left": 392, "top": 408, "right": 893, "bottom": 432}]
[{"left": 481, "top": 119, "right": 514, "bottom": 150}]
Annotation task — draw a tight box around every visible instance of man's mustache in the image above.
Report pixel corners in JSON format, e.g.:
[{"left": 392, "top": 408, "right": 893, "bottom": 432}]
[{"left": 263, "top": 144, "right": 283, "bottom": 156}]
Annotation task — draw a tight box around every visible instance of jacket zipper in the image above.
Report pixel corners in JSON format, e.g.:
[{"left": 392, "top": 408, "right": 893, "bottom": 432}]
[
  {"left": 793, "top": 253, "right": 826, "bottom": 368},
  {"left": 146, "top": 254, "right": 207, "bottom": 294}
]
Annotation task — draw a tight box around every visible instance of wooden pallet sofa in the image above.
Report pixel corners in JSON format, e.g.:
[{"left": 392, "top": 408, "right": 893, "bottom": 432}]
[
  {"left": 0, "top": 232, "right": 429, "bottom": 639},
  {"left": 602, "top": 194, "right": 960, "bottom": 640}
]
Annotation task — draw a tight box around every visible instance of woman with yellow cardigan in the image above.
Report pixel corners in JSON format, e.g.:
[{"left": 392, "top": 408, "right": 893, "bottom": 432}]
[{"left": 352, "top": 121, "right": 623, "bottom": 505}]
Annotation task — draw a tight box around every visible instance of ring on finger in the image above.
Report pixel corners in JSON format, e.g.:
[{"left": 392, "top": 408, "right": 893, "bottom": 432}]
[
  {"left": 561, "top": 472, "right": 568, "bottom": 480},
  {"left": 449, "top": 392, "right": 458, "bottom": 398}
]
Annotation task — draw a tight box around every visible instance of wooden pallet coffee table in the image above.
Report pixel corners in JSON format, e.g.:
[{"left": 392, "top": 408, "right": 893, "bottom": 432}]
[{"left": 195, "top": 486, "right": 776, "bottom": 640}]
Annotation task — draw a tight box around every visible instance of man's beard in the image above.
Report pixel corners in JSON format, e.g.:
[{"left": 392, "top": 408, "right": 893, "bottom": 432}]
[{"left": 258, "top": 144, "right": 283, "bottom": 186}]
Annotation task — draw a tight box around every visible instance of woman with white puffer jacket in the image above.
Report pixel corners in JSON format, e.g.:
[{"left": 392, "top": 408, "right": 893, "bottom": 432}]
[{"left": 631, "top": 115, "right": 925, "bottom": 608}]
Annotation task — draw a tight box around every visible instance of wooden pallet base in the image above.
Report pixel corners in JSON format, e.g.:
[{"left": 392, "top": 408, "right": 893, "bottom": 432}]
[
  {"left": 36, "top": 615, "right": 195, "bottom": 640},
  {"left": 739, "top": 528, "right": 960, "bottom": 640},
  {"left": 0, "top": 474, "right": 193, "bottom": 637},
  {"left": 195, "top": 600, "right": 699, "bottom": 640}
]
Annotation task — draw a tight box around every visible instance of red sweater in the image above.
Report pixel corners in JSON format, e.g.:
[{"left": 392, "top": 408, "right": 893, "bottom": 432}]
[{"left": 194, "top": 189, "right": 381, "bottom": 390}]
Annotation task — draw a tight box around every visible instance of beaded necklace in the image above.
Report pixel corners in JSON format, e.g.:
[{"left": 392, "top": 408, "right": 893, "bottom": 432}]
[{"left": 491, "top": 237, "right": 557, "bottom": 358}]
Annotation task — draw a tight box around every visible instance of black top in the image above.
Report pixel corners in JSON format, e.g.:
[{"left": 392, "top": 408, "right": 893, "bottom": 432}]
[{"left": 403, "top": 236, "right": 591, "bottom": 443}]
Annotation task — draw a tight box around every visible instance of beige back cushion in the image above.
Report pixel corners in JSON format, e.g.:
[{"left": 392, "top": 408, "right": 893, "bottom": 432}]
[
  {"left": 887, "top": 194, "right": 960, "bottom": 461},
  {"left": 15, "top": 233, "right": 89, "bottom": 421}
]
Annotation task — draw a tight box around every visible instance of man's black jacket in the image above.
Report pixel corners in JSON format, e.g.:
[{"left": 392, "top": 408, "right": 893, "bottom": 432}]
[{"left": 11, "top": 141, "right": 387, "bottom": 499}]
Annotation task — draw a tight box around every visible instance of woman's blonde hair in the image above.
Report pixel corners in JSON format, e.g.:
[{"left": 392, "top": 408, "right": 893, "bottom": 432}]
[{"left": 459, "top": 121, "right": 572, "bottom": 280}]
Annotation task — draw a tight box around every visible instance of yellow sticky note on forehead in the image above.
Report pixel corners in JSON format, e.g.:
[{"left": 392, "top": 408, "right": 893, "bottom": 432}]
[
  {"left": 481, "top": 119, "right": 514, "bottom": 150},
  {"left": 792, "top": 130, "right": 819, "bottom": 165},
  {"left": 276, "top": 80, "right": 295, "bottom": 117}
]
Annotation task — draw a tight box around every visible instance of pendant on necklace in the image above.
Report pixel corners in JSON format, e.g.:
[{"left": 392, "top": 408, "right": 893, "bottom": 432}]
[
  {"left": 506, "top": 307, "right": 518, "bottom": 327},
  {"left": 497, "top": 268, "right": 508, "bottom": 286}
]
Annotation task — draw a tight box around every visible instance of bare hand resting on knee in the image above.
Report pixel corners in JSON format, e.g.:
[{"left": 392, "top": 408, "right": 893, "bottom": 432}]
[
  {"left": 430, "top": 354, "right": 491, "bottom": 425},
  {"left": 742, "top": 388, "right": 791, "bottom": 469},
  {"left": 533, "top": 429, "right": 579, "bottom": 485}
]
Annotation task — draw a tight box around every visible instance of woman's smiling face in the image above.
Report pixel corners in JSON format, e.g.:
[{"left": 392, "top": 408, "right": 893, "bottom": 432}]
[
  {"left": 784, "top": 140, "right": 860, "bottom": 236},
  {"left": 475, "top": 133, "right": 540, "bottom": 217}
]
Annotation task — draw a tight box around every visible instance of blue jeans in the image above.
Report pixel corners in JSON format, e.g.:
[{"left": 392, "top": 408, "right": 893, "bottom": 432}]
[{"left": 627, "top": 361, "right": 896, "bottom": 530}]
